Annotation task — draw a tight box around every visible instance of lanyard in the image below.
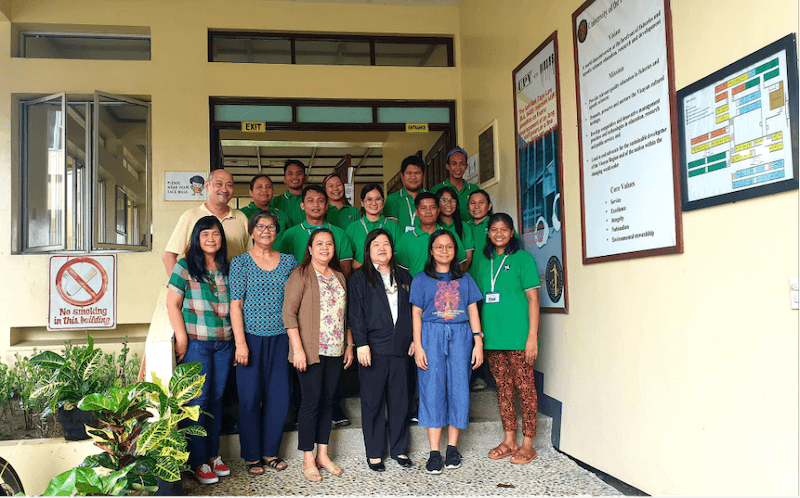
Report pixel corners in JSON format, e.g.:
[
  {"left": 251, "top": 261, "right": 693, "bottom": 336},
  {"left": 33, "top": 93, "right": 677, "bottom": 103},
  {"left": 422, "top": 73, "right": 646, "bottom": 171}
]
[
  {"left": 402, "top": 191, "right": 416, "bottom": 225},
  {"left": 303, "top": 222, "right": 325, "bottom": 235},
  {"left": 361, "top": 216, "right": 387, "bottom": 234},
  {"left": 489, "top": 254, "right": 509, "bottom": 293}
]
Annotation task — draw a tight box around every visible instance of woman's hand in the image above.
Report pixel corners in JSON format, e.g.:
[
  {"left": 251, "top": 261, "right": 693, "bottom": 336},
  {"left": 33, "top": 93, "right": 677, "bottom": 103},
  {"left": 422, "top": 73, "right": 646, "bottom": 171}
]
[
  {"left": 524, "top": 337, "right": 538, "bottom": 364},
  {"left": 234, "top": 341, "right": 249, "bottom": 366},
  {"left": 174, "top": 334, "right": 188, "bottom": 363},
  {"left": 414, "top": 342, "right": 428, "bottom": 370},
  {"left": 293, "top": 349, "right": 308, "bottom": 372},
  {"left": 471, "top": 344, "right": 484, "bottom": 370},
  {"left": 407, "top": 342, "right": 415, "bottom": 357},
  {"left": 344, "top": 345, "right": 354, "bottom": 369},
  {"left": 357, "top": 345, "right": 371, "bottom": 367}
]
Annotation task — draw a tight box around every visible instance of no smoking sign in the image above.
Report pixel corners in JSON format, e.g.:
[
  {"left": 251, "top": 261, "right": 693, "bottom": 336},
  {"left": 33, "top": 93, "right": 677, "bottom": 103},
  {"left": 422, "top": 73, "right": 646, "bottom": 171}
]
[{"left": 49, "top": 255, "right": 116, "bottom": 330}]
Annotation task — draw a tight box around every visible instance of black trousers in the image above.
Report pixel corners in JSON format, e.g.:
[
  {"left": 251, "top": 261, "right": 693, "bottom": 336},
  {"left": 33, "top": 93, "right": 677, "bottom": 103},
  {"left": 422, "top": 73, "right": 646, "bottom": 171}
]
[
  {"left": 359, "top": 354, "right": 409, "bottom": 459},
  {"left": 296, "top": 355, "right": 342, "bottom": 451},
  {"left": 407, "top": 356, "right": 418, "bottom": 418}
]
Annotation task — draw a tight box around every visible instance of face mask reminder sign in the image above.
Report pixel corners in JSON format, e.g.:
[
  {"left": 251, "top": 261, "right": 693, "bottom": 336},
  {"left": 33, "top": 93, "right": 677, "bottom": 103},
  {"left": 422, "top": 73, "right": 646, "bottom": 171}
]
[{"left": 49, "top": 255, "right": 116, "bottom": 331}]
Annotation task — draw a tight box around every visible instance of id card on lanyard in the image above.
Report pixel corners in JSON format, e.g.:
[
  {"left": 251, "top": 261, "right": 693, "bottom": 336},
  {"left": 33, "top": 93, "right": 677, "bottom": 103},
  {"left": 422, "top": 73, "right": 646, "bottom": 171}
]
[
  {"left": 486, "top": 254, "right": 508, "bottom": 303},
  {"left": 404, "top": 194, "right": 416, "bottom": 232}
]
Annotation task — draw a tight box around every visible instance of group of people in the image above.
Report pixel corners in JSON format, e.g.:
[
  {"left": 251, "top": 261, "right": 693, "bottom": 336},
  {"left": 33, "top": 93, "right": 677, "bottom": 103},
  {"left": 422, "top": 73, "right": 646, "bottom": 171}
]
[{"left": 163, "top": 147, "right": 541, "bottom": 484}]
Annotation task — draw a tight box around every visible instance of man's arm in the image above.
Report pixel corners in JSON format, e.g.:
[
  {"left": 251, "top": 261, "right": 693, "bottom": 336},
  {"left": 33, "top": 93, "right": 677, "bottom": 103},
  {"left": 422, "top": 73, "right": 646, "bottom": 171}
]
[{"left": 163, "top": 252, "right": 178, "bottom": 277}]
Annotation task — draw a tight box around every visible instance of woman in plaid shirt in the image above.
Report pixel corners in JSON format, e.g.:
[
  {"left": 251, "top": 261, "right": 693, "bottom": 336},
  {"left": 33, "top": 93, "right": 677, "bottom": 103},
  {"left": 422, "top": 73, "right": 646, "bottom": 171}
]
[{"left": 167, "top": 215, "right": 234, "bottom": 485}]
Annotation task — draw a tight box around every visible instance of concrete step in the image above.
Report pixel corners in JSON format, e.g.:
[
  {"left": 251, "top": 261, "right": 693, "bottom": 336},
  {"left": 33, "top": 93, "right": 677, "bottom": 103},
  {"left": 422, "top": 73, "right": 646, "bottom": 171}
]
[{"left": 220, "top": 389, "right": 552, "bottom": 461}]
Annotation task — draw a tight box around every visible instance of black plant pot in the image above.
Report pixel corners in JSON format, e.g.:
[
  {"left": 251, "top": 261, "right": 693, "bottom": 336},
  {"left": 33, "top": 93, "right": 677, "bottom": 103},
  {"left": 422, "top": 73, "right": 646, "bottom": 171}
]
[
  {"left": 155, "top": 477, "right": 183, "bottom": 496},
  {"left": 57, "top": 408, "right": 97, "bottom": 441}
]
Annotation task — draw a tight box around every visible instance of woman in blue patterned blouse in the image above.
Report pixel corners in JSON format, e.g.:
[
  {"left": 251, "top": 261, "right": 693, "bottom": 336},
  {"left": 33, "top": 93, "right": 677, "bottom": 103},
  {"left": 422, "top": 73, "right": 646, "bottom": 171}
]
[{"left": 229, "top": 210, "right": 298, "bottom": 475}]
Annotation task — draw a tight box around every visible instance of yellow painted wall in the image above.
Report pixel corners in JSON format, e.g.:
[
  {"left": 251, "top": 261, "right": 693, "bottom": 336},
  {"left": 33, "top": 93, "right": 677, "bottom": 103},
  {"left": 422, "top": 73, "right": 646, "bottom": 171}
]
[
  {"left": 0, "top": 0, "right": 459, "bottom": 358},
  {"left": 458, "top": 0, "right": 798, "bottom": 494}
]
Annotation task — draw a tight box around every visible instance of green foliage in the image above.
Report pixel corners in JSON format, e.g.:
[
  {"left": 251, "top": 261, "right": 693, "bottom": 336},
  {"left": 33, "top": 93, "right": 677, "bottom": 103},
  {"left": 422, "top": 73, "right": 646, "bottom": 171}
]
[
  {"left": 0, "top": 335, "right": 140, "bottom": 440},
  {"left": 27, "top": 335, "right": 141, "bottom": 418},
  {"left": 41, "top": 361, "right": 208, "bottom": 495},
  {"left": 42, "top": 465, "right": 136, "bottom": 496}
]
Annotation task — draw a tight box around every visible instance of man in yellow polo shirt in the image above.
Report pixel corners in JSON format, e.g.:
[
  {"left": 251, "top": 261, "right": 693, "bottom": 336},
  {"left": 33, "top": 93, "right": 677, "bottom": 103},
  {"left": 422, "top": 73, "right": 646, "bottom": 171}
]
[{"left": 162, "top": 169, "right": 251, "bottom": 276}]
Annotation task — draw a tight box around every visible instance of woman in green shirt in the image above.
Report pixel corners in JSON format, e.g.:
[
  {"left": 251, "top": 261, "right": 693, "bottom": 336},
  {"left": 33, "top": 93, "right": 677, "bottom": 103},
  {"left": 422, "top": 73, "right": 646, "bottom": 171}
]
[
  {"left": 345, "top": 183, "right": 401, "bottom": 271},
  {"left": 474, "top": 213, "right": 540, "bottom": 466},
  {"left": 435, "top": 186, "right": 474, "bottom": 270},
  {"left": 324, "top": 173, "right": 361, "bottom": 231}
]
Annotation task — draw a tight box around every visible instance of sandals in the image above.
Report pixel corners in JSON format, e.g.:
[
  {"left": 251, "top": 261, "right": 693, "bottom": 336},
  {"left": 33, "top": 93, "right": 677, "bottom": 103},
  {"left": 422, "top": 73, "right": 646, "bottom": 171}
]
[
  {"left": 510, "top": 448, "right": 537, "bottom": 465},
  {"left": 263, "top": 457, "right": 287, "bottom": 471},
  {"left": 303, "top": 466, "right": 322, "bottom": 482},
  {"left": 488, "top": 442, "right": 516, "bottom": 460},
  {"left": 318, "top": 460, "right": 343, "bottom": 476},
  {"left": 245, "top": 461, "right": 264, "bottom": 475}
]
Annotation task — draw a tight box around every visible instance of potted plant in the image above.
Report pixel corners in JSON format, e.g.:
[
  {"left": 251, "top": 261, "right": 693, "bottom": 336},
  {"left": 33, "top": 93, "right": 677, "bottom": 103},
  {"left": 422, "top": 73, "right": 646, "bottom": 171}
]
[
  {"left": 41, "top": 362, "right": 207, "bottom": 496},
  {"left": 28, "top": 336, "right": 108, "bottom": 440}
]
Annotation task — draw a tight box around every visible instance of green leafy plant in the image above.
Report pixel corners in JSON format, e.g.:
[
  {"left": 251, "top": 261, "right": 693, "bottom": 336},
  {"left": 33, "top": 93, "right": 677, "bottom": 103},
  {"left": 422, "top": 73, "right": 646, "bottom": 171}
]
[
  {"left": 42, "top": 464, "right": 136, "bottom": 496},
  {"left": 28, "top": 335, "right": 107, "bottom": 416},
  {"left": 44, "top": 362, "right": 208, "bottom": 495}
]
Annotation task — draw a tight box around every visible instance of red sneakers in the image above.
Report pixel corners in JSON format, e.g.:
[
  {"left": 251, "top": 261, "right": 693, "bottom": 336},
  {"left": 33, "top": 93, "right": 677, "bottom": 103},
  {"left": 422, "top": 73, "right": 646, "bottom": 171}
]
[
  {"left": 194, "top": 464, "right": 219, "bottom": 484},
  {"left": 209, "top": 456, "right": 231, "bottom": 477}
]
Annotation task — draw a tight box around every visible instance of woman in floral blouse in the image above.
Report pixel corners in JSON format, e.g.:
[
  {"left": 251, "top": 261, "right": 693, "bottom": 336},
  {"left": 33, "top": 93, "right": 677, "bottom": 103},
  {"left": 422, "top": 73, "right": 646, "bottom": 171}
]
[{"left": 283, "top": 228, "right": 354, "bottom": 482}]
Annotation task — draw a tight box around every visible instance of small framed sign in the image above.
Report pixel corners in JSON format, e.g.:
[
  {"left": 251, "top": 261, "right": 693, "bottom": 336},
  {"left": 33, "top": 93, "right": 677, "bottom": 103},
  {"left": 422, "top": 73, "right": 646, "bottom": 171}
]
[{"left": 478, "top": 118, "right": 500, "bottom": 188}]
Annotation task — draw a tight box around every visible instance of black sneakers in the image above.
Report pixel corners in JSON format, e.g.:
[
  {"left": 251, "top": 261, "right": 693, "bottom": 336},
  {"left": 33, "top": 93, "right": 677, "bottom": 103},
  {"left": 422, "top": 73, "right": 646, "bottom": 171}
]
[
  {"left": 445, "top": 445, "right": 462, "bottom": 469},
  {"left": 425, "top": 451, "right": 443, "bottom": 474}
]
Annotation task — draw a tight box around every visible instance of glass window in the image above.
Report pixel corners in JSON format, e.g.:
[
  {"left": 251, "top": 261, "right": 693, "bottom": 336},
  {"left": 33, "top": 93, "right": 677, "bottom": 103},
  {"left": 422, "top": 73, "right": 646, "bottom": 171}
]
[
  {"left": 22, "top": 94, "right": 66, "bottom": 252},
  {"left": 211, "top": 35, "right": 291, "bottom": 64},
  {"left": 295, "top": 39, "right": 370, "bottom": 66},
  {"left": 296, "top": 106, "right": 372, "bottom": 123},
  {"left": 377, "top": 107, "right": 451, "bottom": 123},
  {"left": 19, "top": 92, "right": 151, "bottom": 253},
  {"left": 22, "top": 33, "right": 150, "bottom": 60},
  {"left": 375, "top": 42, "right": 449, "bottom": 67}
]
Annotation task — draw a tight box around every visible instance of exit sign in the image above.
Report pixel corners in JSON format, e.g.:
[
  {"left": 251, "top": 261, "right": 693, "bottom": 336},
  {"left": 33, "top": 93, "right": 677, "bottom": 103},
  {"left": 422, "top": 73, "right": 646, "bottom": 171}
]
[{"left": 241, "top": 122, "right": 266, "bottom": 132}]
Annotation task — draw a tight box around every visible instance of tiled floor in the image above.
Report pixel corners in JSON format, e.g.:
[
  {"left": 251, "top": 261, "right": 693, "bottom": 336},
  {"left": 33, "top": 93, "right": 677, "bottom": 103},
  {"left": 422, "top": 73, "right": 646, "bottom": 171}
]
[{"left": 181, "top": 446, "right": 623, "bottom": 496}]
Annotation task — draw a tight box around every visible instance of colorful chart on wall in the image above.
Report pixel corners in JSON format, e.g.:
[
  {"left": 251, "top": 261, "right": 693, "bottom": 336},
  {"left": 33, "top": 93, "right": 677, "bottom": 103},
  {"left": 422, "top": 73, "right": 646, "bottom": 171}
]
[
  {"left": 677, "top": 34, "right": 799, "bottom": 211},
  {"left": 513, "top": 32, "right": 568, "bottom": 313},
  {"left": 572, "top": 0, "right": 683, "bottom": 264}
]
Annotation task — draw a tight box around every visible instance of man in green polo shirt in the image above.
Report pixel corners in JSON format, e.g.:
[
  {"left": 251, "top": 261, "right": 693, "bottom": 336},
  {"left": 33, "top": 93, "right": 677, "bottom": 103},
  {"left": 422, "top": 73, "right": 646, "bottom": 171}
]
[
  {"left": 239, "top": 174, "right": 288, "bottom": 246},
  {"left": 395, "top": 192, "right": 467, "bottom": 278},
  {"left": 276, "top": 185, "right": 354, "bottom": 277},
  {"left": 271, "top": 159, "right": 306, "bottom": 228},
  {"left": 384, "top": 155, "right": 426, "bottom": 233},
  {"left": 430, "top": 147, "right": 480, "bottom": 223}
]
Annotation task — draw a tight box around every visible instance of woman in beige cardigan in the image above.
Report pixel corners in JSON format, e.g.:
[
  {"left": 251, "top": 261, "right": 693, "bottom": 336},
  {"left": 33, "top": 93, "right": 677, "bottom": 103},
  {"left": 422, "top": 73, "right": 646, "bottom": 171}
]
[{"left": 283, "top": 228, "right": 354, "bottom": 482}]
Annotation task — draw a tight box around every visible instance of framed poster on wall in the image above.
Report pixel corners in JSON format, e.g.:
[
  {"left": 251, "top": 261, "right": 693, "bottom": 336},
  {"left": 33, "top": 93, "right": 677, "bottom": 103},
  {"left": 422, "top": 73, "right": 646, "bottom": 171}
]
[
  {"left": 677, "top": 34, "right": 799, "bottom": 211},
  {"left": 513, "top": 32, "right": 569, "bottom": 313},
  {"left": 572, "top": 0, "right": 683, "bottom": 263},
  {"left": 478, "top": 119, "right": 500, "bottom": 188}
]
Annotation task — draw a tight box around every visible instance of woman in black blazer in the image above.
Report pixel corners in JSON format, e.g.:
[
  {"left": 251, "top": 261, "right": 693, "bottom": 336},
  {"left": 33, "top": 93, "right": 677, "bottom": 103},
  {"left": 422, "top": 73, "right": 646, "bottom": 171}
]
[{"left": 348, "top": 228, "right": 415, "bottom": 472}]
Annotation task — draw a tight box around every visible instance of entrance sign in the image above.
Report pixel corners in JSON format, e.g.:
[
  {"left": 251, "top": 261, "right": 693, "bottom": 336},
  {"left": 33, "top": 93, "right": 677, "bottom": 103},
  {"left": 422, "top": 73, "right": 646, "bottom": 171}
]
[
  {"left": 406, "top": 123, "right": 429, "bottom": 132},
  {"left": 677, "top": 34, "right": 799, "bottom": 211},
  {"left": 49, "top": 255, "right": 116, "bottom": 330},
  {"left": 573, "top": 0, "right": 683, "bottom": 263},
  {"left": 513, "top": 32, "right": 569, "bottom": 313}
]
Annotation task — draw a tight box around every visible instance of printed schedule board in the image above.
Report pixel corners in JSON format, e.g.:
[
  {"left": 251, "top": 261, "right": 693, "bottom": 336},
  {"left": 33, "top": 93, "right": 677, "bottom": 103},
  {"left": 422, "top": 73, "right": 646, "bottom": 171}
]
[
  {"left": 573, "top": 0, "right": 683, "bottom": 263},
  {"left": 677, "top": 35, "right": 799, "bottom": 210}
]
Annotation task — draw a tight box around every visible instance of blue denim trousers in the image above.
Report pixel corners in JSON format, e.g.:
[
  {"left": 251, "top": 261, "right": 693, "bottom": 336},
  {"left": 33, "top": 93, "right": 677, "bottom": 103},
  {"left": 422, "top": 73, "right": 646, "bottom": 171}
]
[
  {"left": 182, "top": 338, "right": 234, "bottom": 469},
  {"left": 417, "top": 321, "right": 472, "bottom": 430}
]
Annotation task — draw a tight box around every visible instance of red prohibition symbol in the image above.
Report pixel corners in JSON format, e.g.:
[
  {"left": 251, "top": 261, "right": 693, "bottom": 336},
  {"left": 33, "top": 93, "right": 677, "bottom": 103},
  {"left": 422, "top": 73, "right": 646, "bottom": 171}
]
[{"left": 55, "top": 258, "right": 109, "bottom": 307}]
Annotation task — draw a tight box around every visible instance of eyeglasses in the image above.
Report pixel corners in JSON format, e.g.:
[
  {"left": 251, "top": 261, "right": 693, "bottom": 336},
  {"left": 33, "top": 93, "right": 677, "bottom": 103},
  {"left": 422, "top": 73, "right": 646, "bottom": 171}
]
[
  {"left": 432, "top": 244, "right": 455, "bottom": 252},
  {"left": 439, "top": 198, "right": 457, "bottom": 205},
  {"left": 362, "top": 198, "right": 384, "bottom": 204},
  {"left": 254, "top": 224, "right": 277, "bottom": 233}
]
